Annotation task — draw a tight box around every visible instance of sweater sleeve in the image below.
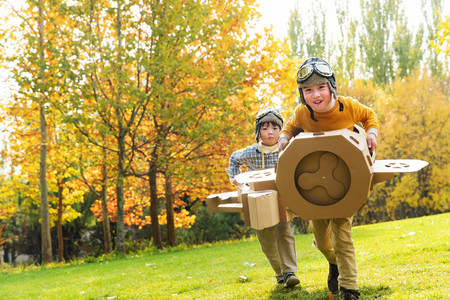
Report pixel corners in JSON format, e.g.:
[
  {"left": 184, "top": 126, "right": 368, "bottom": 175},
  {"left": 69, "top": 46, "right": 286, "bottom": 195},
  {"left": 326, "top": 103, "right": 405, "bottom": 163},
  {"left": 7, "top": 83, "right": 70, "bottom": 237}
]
[
  {"left": 280, "top": 105, "right": 304, "bottom": 139},
  {"left": 354, "top": 99, "right": 379, "bottom": 131}
]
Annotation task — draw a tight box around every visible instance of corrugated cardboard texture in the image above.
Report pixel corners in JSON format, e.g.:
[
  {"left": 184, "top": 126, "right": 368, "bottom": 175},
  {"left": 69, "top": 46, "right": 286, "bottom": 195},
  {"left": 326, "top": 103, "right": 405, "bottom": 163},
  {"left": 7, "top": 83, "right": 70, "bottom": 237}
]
[
  {"left": 276, "top": 129, "right": 373, "bottom": 220},
  {"left": 248, "top": 190, "right": 280, "bottom": 230},
  {"left": 238, "top": 187, "right": 253, "bottom": 227}
]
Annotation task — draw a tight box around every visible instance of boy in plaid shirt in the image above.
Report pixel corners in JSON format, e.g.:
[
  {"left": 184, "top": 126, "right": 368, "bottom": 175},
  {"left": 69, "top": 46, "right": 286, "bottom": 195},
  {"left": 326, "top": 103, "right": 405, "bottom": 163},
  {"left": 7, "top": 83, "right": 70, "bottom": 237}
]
[{"left": 226, "top": 108, "right": 300, "bottom": 288}]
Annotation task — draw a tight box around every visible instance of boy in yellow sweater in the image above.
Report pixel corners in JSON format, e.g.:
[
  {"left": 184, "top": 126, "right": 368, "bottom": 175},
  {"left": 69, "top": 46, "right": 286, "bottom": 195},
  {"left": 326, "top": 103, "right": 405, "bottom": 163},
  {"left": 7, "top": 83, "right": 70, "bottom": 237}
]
[{"left": 279, "top": 57, "right": 379, "bottom": 300}]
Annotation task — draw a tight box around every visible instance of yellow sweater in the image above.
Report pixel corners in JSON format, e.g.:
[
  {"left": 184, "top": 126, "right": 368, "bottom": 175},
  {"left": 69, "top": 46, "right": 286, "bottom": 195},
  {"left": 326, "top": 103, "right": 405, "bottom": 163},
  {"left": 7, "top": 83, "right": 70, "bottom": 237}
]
[{"left": 281, "top": 96, "right": 379, "bottom": 138}]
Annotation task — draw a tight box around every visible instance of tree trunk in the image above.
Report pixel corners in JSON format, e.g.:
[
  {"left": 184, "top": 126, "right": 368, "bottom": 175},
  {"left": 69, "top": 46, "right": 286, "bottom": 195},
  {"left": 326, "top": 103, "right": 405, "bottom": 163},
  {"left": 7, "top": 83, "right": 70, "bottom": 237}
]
[
  {"left": 149, "top": 161, "right": 163, "bottom": 249},
  {"left": 114, "top": 2, "right": 126, "bottom": 254},
  {"left": 38, "top": 0, "right": 52, "bottom": 264},
  {"left": 57, "top": 181, "right": 64, "bottom": 262},
  {"left": 39, "top": 105, "right": 52, "bottom": 264},
  {"left": 115, "top": 131, "right": 126, "bottom": 253},
  {"left": 165, "top": 173, "right": 176, "bottom": 247},
  {"left": 101, "top": 147, "right": 112, "bottom": 254}
]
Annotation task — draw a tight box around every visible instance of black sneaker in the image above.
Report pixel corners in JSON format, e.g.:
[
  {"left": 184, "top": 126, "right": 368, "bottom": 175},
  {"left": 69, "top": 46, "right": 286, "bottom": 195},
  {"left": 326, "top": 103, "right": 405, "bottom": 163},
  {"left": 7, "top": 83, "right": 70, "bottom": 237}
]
[
  {"left": 276, "top": 277, "right": 285, "bottom": 284},
  {"left": 328, "top": 263, "right": 339, "bottom": 293},
  {"left": 340, "top": 287, "right": 360, "bottom": 300},
  {"left": 283, "top": 272, "right": 300, "bottom": 288}
]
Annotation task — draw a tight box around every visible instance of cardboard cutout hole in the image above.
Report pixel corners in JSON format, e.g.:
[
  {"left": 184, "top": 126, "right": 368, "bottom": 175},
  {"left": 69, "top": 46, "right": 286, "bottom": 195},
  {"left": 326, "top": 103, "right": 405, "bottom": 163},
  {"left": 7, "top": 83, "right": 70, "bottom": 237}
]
[
  {"left": 366, "top": 155, "right": 373, "bottom": 167},
  {"left": 385, "top": 162, "right": 410, "bottom": 169},
  {"left": 295, "top": 151, "right": 351, "bottom": 206},
  {"left": 249, "top": 171, "right": 272, "bottom": 179},
  {"left": 350, "top": 136, "right": 360, "bottom": 145}
]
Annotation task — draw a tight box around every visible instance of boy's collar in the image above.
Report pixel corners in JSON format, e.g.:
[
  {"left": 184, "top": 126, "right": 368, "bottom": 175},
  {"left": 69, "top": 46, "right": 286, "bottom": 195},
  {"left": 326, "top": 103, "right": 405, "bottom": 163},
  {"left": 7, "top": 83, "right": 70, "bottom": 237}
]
[{"left": 257, "top": 141, "right": 279, "bottom": 153}]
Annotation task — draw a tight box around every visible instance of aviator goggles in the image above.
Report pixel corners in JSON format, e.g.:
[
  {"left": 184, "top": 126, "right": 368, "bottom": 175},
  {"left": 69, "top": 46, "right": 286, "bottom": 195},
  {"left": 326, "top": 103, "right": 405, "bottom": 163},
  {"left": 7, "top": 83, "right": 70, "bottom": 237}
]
[
  {"left": 256, "top": 108, "right": 283, "bottom": 124},
  {"left": 297, "top": 61, "right": 334, "bottom": 83}
]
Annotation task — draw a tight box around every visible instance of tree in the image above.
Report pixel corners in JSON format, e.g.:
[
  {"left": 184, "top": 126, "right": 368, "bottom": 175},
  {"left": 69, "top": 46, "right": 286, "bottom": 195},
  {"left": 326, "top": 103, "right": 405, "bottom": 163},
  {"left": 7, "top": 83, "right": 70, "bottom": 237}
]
[
  {"left": 79, "top": 142, "right": 113, "bottom": 254},
  {"left": 360, "top": 0, "right": 401, "bottom": 85},
  {"left": 48, "top": 123, "right": 87, "bottom": 261},
  {"left": 40, "top": 0, "right": 156, "bottom": 253},
  {"left": 40, "top": 0, "right": 283, "bottom": 251},
  {"left": 0, "top": 93, "right": 87, "bottom": 262},
  {"left": 431, "top": 15, "right": 450, "bottom": 58},
  {"left": 305, "top": 4, "right": 327, "bottom": 59},
  {"left": 423, "top": 0, "right": 446, "bottom": 77},
  {"left": 335, "top": 0, "right": 359, "bottom": 82},
  {"left": 288, "top": 6, "right": 305, "bottom": 58},
  {"left": 393, "top": 22, "right": 424, "bottom": 78},
  {"left": 0, "top": 224, "right": 17, "bottom": 252},
  {"left": 36, "top": 0, "right": 52, "bottom": 264},
  {"left": 365, "top": 71, "right": 449, "bottom": 221},
  {"left": 288, "top": 1, "right": 327, "bottom": 59}
]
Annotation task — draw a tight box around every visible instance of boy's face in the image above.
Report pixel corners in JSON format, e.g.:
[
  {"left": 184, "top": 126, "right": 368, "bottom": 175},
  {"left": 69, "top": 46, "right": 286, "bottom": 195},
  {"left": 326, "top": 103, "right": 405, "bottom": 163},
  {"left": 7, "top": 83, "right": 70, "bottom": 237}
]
[
  {"left": 302, "top": 83, "right": 334, "bottom": 113},
  {"left": 259, "top": 122, "right": 280, "bottom": 146}
]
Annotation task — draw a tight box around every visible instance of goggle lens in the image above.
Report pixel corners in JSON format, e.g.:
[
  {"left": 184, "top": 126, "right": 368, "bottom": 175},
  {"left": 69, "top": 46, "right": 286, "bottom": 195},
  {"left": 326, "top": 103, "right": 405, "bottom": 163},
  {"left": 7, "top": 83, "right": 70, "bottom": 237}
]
[
  {"left": 297, "top": 62, "right": 333, "bottom": 82},
  {"left": 315, "top": 63, "right": 333, "bottom": 76},
  {"left": 297, "top": 65, "right": 314, "bottom": 81}
]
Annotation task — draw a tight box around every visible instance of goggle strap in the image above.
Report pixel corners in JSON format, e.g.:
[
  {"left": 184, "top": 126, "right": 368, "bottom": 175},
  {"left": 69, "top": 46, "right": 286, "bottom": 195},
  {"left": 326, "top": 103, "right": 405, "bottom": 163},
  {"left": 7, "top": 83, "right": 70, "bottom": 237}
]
[{"left": 306, "top": 104, "right": 318, "bottom": 122}]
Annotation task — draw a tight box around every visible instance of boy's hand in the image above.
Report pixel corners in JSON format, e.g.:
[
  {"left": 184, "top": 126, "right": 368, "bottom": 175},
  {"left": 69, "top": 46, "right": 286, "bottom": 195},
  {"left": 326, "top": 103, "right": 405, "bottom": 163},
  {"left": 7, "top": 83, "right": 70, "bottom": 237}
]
[
  {"left": 278, "top": 137, "right": 289, "bottom": 152},
  {"left": 366, "top": 132, "right": 377, "bottom": 151}
]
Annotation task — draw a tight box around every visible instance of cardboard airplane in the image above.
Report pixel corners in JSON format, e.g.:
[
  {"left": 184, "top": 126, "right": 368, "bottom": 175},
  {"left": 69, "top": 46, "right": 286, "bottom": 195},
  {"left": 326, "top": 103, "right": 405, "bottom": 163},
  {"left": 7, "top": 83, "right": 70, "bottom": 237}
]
[{"left": 207, "top": 126, "right": 429, "bottom": 230}]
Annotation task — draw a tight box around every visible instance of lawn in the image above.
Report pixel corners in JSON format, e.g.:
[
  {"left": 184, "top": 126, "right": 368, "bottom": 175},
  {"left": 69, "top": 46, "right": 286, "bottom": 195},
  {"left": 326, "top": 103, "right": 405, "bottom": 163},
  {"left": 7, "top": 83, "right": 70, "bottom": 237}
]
[{"left": 0, "top": 213, "right": 448, "bottom": 299}]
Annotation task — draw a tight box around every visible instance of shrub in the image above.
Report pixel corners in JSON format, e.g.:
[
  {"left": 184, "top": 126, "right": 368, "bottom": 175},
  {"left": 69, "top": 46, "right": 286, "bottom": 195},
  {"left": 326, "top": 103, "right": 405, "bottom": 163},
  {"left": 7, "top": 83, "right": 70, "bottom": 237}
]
[{"left": 176, "top": 207, "right": 253, "bottom": 245}]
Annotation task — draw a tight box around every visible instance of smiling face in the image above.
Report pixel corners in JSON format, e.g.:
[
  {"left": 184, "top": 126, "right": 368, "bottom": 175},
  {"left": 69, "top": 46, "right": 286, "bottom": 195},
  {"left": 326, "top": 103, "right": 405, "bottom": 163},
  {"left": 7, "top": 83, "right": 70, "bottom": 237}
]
[
  {"left": 302, "top": 83, "right": 335, "bottom": 113},
  {"left": 259, "top": 122, "right": 280, "bottom": 146}
]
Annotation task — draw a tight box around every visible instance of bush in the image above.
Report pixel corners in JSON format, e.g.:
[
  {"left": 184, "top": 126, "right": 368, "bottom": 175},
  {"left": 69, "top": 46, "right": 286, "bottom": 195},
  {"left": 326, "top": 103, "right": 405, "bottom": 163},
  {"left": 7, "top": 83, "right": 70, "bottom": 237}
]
[{"left": 176, "top": 207, "right": 253, "bottom": 245}]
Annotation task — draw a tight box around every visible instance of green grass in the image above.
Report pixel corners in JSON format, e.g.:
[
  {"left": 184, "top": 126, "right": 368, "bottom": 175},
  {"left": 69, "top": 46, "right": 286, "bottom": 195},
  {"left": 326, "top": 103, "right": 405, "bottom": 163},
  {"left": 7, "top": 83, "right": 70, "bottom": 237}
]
[{"left": 0, "top": 213, "right": 448, "bottom": 299}]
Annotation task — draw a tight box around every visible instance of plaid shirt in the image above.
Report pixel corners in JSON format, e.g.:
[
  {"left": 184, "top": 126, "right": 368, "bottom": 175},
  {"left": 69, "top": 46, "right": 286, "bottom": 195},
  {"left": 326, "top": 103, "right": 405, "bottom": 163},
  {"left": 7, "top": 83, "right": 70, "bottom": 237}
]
[{"left": 226, "top": 143, "right": 278, "bottom": 182}]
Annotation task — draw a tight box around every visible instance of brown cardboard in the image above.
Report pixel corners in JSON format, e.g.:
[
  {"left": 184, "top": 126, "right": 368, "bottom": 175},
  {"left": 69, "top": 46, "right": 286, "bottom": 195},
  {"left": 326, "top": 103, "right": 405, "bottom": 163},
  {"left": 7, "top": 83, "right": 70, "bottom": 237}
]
[
  {"left": 371, "top": 159, "right": 429, "bottom": 187},
  {"left": 372, "top": 159, "right": 429, "bottom": 174},
  {"left": 237, "top": 186, "right": 293, "bottom": 227},
  {"left": 247, "top": 190, "right": 280, "bottom": 230},
  {"left": 235, "top": 168, "right": 277, "bottom": 191},
  {"left": 217, "top": 203, "right": 243, "bottom": 213},
  {"left": 207, "top": 186, "right": 290, "bottom": 229},
  {"left": 238, "top": 186, "right": 253, "bottom": 226},
  {"left": 276, "top": 129, "right": 373, "bottom": 220},
  {"left": 207, "top": 127, "right": 429, "bottom": 224},
  {"left": 206, "top": 191, "right": 238, "bottom": 213}
]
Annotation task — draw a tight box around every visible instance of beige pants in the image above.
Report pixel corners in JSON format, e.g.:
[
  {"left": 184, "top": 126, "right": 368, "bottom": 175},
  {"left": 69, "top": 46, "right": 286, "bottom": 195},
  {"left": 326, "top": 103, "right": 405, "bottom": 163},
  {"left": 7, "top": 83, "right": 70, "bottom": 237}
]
[
  {"left": 310, "top": 217, "right": 357, "bottom": 290},
  {"left": 256, "top": 222, "right": 297, "bottom": 280}
]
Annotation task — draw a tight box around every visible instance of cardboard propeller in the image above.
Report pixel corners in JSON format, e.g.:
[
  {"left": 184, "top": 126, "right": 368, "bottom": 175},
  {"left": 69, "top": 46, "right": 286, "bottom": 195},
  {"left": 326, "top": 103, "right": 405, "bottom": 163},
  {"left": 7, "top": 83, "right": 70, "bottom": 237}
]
[{"left": 207, "top": 127, "right": 429, "bottom": 228}]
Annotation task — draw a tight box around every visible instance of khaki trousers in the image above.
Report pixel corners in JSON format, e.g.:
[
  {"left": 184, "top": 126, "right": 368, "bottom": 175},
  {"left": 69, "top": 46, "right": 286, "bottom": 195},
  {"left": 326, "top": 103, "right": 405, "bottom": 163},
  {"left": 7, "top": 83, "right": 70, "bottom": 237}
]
[
  {"left": 255, "top": 222, "right": 298, "bottom": 280},
  {"left": 310, "top": 217, "right": 358, "bottom": 290}
]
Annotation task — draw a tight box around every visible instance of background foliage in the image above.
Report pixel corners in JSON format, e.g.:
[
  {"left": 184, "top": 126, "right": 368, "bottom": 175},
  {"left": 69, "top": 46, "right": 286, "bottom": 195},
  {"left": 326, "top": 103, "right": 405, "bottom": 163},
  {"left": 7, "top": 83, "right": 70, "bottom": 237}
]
[{"left": 0, "top": 0, "right": 448, "bottom": 263}]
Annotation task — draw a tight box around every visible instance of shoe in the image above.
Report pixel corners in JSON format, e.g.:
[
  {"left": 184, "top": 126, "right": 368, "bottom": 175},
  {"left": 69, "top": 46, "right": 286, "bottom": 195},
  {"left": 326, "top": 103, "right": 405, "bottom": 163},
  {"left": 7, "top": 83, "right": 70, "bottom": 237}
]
[
  {"left": 328, "top": 263, "right": 339, "bottom": 293},
  {"left": 283, "top": 272, "right": 300, "bottom": 288},
  {"left": 276, "top": 277, "right": 285, "bottom": 284},
  {"left": 340, "top": 287, "right": 360, "bottom": 300}
]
